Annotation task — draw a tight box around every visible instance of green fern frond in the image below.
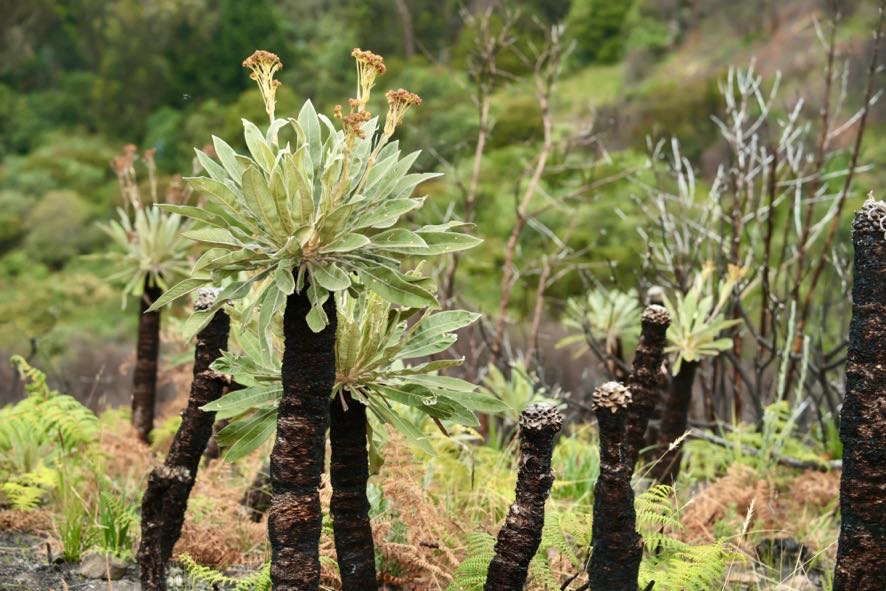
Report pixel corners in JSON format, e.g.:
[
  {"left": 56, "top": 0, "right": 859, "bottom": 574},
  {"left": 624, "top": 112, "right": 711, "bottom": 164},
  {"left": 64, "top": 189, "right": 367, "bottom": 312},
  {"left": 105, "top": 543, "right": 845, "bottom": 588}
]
[{"left": 180, "top": 554, "right": 272, "bottom": 590}]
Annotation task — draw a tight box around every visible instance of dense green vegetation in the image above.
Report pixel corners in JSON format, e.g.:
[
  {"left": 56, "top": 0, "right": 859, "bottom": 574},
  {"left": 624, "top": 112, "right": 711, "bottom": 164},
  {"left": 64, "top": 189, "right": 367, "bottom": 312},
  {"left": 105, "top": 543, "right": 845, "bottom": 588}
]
[{"left": 1, "top": 1, "right": 882, "bottom": 394}]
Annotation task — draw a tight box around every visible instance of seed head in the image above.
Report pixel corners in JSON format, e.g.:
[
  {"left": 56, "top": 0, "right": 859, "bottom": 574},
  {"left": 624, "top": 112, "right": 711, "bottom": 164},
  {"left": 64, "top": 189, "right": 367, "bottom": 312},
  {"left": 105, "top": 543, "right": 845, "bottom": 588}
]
[
  {"left": 242, "top": 50, "right": 283, "bottom": 126},
  {"left": 591, "top": 381, "right": 632, "bottom": 413},
  {"left": 383, "top": 88, "right": 422, "bottom": 137},
  {"left": 194, "top": 287, "right": 221, "bottom": 311},
  {"left": 859, "top": 192, "right": 886, "bottom": 240},
  {"left": 352, "top": 48, "right": 386, "bottom": 111},
  {"left": 641, "top": 304, "right": 670, "bottom": 326}
]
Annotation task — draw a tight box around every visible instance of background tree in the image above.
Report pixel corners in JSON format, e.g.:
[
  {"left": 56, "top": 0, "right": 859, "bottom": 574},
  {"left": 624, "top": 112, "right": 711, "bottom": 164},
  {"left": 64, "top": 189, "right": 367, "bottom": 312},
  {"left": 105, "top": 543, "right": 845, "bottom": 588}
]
[{"left": 96, "top": 147, "right": 191, "bottom": 442}]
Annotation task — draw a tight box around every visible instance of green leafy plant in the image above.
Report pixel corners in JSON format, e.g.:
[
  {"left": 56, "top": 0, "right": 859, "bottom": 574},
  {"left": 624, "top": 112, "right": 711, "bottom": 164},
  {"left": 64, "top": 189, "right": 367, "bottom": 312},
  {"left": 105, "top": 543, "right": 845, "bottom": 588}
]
[
  {"left": 0, "top": 357, "right": 98, "bottom": 509},
  {"left": 148, "top": 89, "right": 479, "bottom": 339},
  {"left": 558, "top": 288, "right": 642, "bottom": 355},
  {"left": 481, "top": 361, "right": 559, "bottom": 449},
  {"left": 636, "top": 484, "right": 738, "bottom": 591},
  {"left": 95, "top": 490, "right": 137, "bottom": 559},
  {"left": 204, "top": 286, "right": 506, "bottom": 458},
  {"left": 97, "top": 204, "right": 192, "bottom": 308},
  {"left": 180, "top": 554, "right": 271, "bottom": 591},
  {"left": 663, "top": 265, "right": 744, "bottom": 374},
  {"left": 447, "top": 531, "right": 556, "bottom": 591}
]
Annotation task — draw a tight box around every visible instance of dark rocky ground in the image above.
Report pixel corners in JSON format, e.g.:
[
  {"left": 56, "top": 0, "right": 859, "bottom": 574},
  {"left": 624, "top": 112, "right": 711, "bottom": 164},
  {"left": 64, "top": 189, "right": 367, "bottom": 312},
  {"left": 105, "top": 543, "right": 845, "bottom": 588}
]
[{"left": 0, "top": 532, "right": 216, "bottom": 591}]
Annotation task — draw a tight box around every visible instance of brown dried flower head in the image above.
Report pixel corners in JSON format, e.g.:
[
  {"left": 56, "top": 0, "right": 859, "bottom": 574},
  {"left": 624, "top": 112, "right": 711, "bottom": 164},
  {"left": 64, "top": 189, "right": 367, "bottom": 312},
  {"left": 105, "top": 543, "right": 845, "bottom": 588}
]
[
  {"left": 384, "top": 88, "right": 422, "bottom": 137},
  {"left": 342, "top": 110, "right": 372, "bottom": 141},
  {"left": 641, "top": 304, "right": 670, "bottom": 326},
  {"left": 859, "top": 192, "right": 886, "bottom": 239},
  {"left": 591, "top": 381, "right": 632, "bottom": 413},
  {"left": 352, "top": 48, "right": 386, "bottom": 111},
  {"left": 242, "top": 50, "right": 283, "bottom": 125}
]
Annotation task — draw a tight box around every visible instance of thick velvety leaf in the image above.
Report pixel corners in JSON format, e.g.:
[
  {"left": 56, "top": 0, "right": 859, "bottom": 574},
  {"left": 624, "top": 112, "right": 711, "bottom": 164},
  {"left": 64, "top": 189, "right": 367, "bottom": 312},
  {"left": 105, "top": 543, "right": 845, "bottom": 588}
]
[
  {"left": 202, "top": 385, "right": 282, "bottom": 420},
  {"left": 218, "top": 408, "right": 277, "bottom": 461},
  {"left": 242, "top": 166, "right": 285, "bottom": 238},
  {"left": 311, "top": 263, "right": 351, "bottom": 291},
  {"left": 275, "top": 261, "right": 296, "bottom": 295},
  {"left": 194, "top": 149, "right": 229, "bottom": 183},
  {"left": 212, "top": 135, "right": 245, "bottom": 183},
  {"left": 370, "top": 228, "right": 428, "bottom": 251},
  {"left": 321, "top": 233, "right": 370, "bottom": 254},
  {"left": 353, "top": 199, "right": 423, "bottom": 230},
  {"left": 297, "top": 101, "right": 322, "bottom": 171},
  {"left": 367, "top": 398, "right": 434, "bottom": 455},
  {"left": 357, "top": 265, "right": 438, "bottom": 308},
  {"left": 182, "top": 227, "right": 242, "bottom": 249},
  {"left": 242, "top": 119, "right": 275, "bottom": 171},
  {"left": 145, "top": 278, "right": 209, "bottom": 312}
]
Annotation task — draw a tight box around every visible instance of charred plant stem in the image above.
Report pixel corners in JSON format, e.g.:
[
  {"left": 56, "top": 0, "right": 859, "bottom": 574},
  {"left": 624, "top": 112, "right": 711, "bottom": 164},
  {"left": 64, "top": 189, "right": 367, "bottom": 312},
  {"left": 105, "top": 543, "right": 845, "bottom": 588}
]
[
  {"left": 651, "top": 361, "right": 699, "bottom": 483},
  {"left": 589, "top": 382, "right": 642, "bottom": 591},
  {"left": 269, "top": 284, "right": 336, "bottom": 590},
  {"left": 329, "top": 391, "right": 376, "bottom": 589},
  {"left": 485, "top": 404, "right": 562, "bottom": 590},
  {"left": 624, "top": 306, "right": 671, "bottom": 474},
  {"left": 138, "top": 291, "right": 229, "bottom": 590},
  {"left": 834, "top": 201, "right": 886, "bottom": 590},
  {"left": 132, "top": 280, "right": 163, "bottom": 443}
]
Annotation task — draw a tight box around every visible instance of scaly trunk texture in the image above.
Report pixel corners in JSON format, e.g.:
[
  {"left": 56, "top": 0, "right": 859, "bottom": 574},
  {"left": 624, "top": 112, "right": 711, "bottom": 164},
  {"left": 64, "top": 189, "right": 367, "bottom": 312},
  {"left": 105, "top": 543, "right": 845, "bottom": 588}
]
[
  {"left": 590, "top": 383, "right": 642, "bottom": 591},
  {"left": 269, "top": 285, "right": 336, "bottom": 590},
  {"left": 623, "top": 305, "right": 671, "bottom": 474},
  {"left": 834, "top": 201, "right": 886, "bottom": 591},
  {"left": 651, "top": 360, "right": 699, "bottom": 483},
  {"left": 133, "top": 280, "right": 163, "bottom": 443},
  {"left": 138, "top": 290, "right": 229, "bottom": 590},
  {"left": 329, "top": 391, "right": 376, "bottom": 589},
  {"left": 485, "top": 403, "right": 562, "bottom": 591},
  {"left": 241, "top": 461, "right": 272, "bottom": 522}
]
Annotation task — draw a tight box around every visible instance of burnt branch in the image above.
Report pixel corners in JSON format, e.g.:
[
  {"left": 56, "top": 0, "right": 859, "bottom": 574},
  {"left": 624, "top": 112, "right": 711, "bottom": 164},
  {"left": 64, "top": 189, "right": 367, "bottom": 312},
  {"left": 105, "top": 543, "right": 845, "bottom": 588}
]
[
  {"left": 485, "top": 403, "right": 562, "bottom": 590},
  {"left": 834, "top": 199, "right": 886, "bottom": 590},
  {"left": 138, "top": 290, "right": 230, "bottom": 590},
  {"left": 589, "top": 382, "right": 642, "bottom": 591},
  {"left": 624, "top": 305, "right": 671, "bottom": 473}
]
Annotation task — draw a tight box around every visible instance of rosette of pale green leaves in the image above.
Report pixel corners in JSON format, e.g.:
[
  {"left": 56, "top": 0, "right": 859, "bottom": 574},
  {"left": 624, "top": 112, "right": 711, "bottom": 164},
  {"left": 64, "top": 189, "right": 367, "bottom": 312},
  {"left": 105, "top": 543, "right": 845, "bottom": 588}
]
[
  {"left": 557, "top": 288, "right": 642, "bottom": 356},
  {"left": 202, "top": 288, "right": 508, "bottom": 459},
  {"left": 96, "top": 205, "right": 192, "bottom": 307},
  {"left": 147, "top": 102, "right": 480, "bottom": 339},
  {"left": 663, "top": 267, "right": 744, "bottom": 374}
]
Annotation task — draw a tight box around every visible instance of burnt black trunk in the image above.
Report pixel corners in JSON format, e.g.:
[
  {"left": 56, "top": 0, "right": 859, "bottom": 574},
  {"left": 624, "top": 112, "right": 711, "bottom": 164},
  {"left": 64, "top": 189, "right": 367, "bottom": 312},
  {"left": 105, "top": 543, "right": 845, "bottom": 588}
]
[
  {"left": 485, "top": 404, "right": 561, "bottom": 591},
  {"left": 329, "top": 391, "right": 376, "bottom": 589},
  {"left": 133, "top": 280, "right": 163, "bottom": 443},
  {"left": 589, "top": 382, "right": 642, "bottom": 591},
  {"left": 269, "top": 285, "right": 336, "bottom": 590},
  {"left": 651, "top": 360, "right": 699, "bottom": 483},
  {"left": 138, "top": 291, "right": 229, "bottom": 590},
  {"left": 623, "top": 305, "right": 671, "bottom": 474},
  {"left": 834, "top": 201, "right": 886, "bottom": 591}
]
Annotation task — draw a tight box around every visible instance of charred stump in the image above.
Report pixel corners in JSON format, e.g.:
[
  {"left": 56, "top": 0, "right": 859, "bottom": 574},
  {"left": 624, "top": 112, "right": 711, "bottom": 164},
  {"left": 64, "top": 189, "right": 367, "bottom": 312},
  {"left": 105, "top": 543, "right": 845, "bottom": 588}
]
[
  {"left": 329, "top": 391, "right": 376, "bottom": 589},
  {"left": 269, "top": 284, "right": 336, "bottom": 590},
  {"left": 138, "top": 289, "right": 230, "bottom": 590},
  {"left": 133, "top": 279, "right": 164, "bottom": 443},
  {"left": 650, "top": 360, "right": 698, "bottom": 483},
  {"left": 623, "top": 305, "right": 671, "bottom": 474},
  {"left": 485, "top": 403, "right": 562, "bottom": 591},
  {"left": 834, "top": 200, "right": 886, "bottom": 591},
  {"left": 589, "top": 381, "right": 642, "bottom": 591}
]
